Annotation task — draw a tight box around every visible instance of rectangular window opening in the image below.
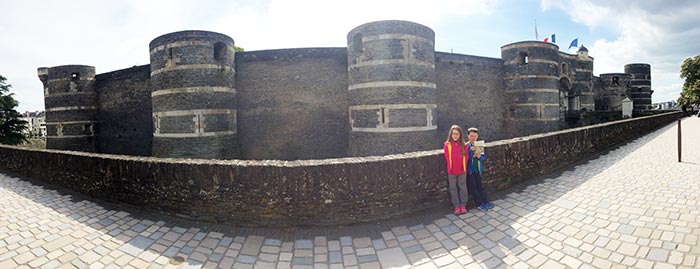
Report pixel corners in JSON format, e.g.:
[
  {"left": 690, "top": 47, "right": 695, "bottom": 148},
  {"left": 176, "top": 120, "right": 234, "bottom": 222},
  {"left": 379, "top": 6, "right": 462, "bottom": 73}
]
[
  {"left": 380, "top": 108, "right": 386, "bottom": 124},
  {"left": 519, "top": 52, "right": 529, "bottom": 65}
]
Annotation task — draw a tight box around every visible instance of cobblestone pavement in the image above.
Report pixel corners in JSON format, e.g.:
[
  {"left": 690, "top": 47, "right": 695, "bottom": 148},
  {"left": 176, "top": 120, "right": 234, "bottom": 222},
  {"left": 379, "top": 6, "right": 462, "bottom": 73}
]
[{"left": 1, "top": 117, "right": 699, "bottom": 269}]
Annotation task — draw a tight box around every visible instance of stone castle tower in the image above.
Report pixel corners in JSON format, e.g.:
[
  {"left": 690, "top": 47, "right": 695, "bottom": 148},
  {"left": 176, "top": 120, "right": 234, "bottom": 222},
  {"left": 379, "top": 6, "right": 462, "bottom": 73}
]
[
  {"left": 38, "top": 65, "right": 99, "bottom": 152},
  {"left": 37, "top": 20, "right": 655, "bottom": 160},
  {"left": 596, "top": 63, "right": 652, "bottom": 112},
  {"left": 149, "top": 31, "right": 239, "bottom": 159},
  {"left": 500, "top": 42, "right": 597, "bottom": 135},
  {"left": 346, "top": 21, "right": 437, "bottom": 156},
  {"left": 624, "top": 63, "right": 653, "bottom": 111}
]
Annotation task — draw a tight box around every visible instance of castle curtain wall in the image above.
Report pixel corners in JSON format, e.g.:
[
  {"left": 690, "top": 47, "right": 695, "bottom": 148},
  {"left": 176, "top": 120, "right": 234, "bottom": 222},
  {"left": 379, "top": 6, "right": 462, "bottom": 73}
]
[
  {"left": 435, "top": 52, "right": 507, "bottom": 142},
  {"left": 94, "top": 65, "right": 153, "bottom": 156},
  {"left": 235, "top": 48, "right": 350, "bottom": 160}
]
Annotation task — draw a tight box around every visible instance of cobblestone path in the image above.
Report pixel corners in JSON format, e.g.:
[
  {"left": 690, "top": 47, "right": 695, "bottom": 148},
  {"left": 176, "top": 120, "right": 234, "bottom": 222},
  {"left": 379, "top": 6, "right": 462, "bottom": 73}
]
[{"left": 1, "top": 117, "right": 699, "bottom": 268}]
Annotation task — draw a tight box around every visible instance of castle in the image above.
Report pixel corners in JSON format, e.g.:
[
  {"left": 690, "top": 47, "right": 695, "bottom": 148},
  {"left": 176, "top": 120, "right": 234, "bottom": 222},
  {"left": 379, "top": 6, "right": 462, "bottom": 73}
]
[{"left": 37, "top": 20, "right": 653, "bottom": 160}]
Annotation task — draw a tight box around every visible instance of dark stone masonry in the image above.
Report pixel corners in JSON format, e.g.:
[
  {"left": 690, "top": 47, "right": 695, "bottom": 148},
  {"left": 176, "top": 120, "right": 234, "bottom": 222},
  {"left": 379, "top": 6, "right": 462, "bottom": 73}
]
[
  {"left": 23, "top": 19, "right": 679, "bottom": 227},
  {"left": 36, "top": 20, "right": 662, "bottom": 160},
  {"left": 0, "top": 112, "right": 683, "bottom": 227}
]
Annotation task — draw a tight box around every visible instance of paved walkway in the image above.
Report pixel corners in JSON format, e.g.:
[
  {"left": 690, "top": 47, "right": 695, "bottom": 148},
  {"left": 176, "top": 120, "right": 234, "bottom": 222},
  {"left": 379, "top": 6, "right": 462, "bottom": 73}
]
[{"left": 1, "top": 117, "right": 699, "bottom": 269}]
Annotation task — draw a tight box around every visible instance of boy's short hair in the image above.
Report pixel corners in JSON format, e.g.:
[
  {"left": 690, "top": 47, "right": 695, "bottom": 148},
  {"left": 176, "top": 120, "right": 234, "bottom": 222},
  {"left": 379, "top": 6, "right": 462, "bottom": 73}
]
[{"left": 467, "top": 127, "right": 479, "bottom": 134}]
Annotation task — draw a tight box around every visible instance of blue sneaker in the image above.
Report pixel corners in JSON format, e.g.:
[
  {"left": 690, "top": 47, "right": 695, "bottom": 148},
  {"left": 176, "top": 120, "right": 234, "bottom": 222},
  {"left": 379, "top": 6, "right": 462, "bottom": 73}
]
[
  {"left": 485, "top": 202, "right": 494, "bottom": 209},
  {"left": 478, "top": 204, "right": 489, "bottom": 212}
]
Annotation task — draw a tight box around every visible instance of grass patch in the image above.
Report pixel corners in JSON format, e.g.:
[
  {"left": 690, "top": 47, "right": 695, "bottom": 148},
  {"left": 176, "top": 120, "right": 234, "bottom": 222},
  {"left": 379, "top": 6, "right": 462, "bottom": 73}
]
[{"left": 17, "top": 138, "right": 46, "bottom": 149}]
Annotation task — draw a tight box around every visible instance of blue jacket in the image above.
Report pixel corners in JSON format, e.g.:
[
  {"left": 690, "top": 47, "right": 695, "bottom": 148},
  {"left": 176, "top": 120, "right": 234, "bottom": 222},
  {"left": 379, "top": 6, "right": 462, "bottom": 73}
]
[{"left": 467, "top": 143, "right": 485, "bottom": 174}]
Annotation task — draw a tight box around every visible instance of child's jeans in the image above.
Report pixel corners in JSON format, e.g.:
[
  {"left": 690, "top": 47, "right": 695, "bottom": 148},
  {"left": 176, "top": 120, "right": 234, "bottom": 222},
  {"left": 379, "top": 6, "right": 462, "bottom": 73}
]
[
  {"left": 467, "top": 173, "right": 488, "bottom": 206},
  {"left": 448, "top": 173, "right": 468, "bottom": 207}
]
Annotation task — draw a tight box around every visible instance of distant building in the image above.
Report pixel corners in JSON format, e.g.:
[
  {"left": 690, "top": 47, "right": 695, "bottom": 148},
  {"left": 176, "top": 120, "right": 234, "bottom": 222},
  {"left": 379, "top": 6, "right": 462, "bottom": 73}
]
[
  {"left": 652, "top": 100, "right": 677, "bottom": 110},
  {"left": 22, "top": 111, "right": 46, "bottom": 138}
]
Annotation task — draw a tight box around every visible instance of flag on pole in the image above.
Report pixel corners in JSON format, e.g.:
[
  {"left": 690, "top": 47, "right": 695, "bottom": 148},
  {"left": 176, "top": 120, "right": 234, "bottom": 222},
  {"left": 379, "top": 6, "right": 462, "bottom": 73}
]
[
  {"left": 535, "top": 20, "right": 539, "bottom": 40},
  {"left": 544, "top": 34, "right": 556, "bottom": 43},
  {"left": 569, "top": 38, "right": 578, "bottom": 49}
]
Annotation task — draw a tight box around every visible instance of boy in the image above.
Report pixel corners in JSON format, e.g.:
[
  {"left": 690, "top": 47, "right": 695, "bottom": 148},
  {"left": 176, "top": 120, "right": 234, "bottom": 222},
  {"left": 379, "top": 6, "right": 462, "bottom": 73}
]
[{"left": 466, "top": 127, "right": 494, "bottom": 212}]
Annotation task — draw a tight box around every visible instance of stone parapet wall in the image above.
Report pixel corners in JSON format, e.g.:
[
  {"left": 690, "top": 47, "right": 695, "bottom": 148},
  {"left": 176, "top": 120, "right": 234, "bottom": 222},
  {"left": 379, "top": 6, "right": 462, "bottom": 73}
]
[
  {"left": 0, "top": 112, "right": 683, "bottom": 227},
  {"left": 483, "top": 111, "right": 683, "bottom": 187}
]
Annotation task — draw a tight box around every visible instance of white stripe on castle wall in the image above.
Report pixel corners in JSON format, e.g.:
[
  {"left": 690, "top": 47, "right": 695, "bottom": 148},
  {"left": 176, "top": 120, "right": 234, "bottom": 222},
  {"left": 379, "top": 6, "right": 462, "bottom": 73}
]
[
  {"left": 47, "top": 78, "right": 95, "bottom": 83},
  {"left": 152, "top": 109, "right": 234, "bottom": 117},
  {"left": 504, "top": 75, "right": 559, "bottom": 80},
  {"left": 45, "top": 92, "right": 96, "bottom": 98},
  {"left": 352, "top": 126, "right": 437, "bottom": 133},
  {"left": 501, "top": 43, "right": 558, "bottom": 50},
  {"left": 504, "top": 59, "right": 559, "bottom": 65},
  {"left": 45, "top": 120, "right": 97, "bottom": 125},
  {"left": 348, "top": 59, "right": 434, "bottom": 69},
  {"left": 349, "top": 104, "right": 437, "bottom": 110},
  {"left": 150, "top": 40, "right": 211, "bottom": 54},
  {"left": 46, "top": 134, "right": 94, "bottom": 139},
  {"left": 349, "top": 104, "right": 436, "bottom": 132},
  {"left": 510, "top": 103, "right": 559, "bottom": 107},
  {"left": 46, "top": 106, "right": 97, "bottom": 112},
  {"left": 152, "top": 86, "right": 236, "bottom": 97},
  {"left": 151, "top": 64, "right": 234, "bottom": 76},
  {"left": 362, "top": 34, "right": 433, "bottom": 45},
  {"left": 505, "top": 88, "right": 559, "bottom": 93},
  {"left": 508, "top": 117, "right": 559, "bottom": 122},
  {"left": 348, "top": 81, "right": 436, "bottom": 90},
  {"left": 153, "top": 130, "right": 236, "bottom": 138}
]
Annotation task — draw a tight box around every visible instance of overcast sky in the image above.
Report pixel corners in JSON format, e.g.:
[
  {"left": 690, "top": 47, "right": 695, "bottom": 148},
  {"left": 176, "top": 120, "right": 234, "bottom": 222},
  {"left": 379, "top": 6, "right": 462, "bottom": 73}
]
[{"left": 1, "top": 0, "right": 698, "bottom": 112}]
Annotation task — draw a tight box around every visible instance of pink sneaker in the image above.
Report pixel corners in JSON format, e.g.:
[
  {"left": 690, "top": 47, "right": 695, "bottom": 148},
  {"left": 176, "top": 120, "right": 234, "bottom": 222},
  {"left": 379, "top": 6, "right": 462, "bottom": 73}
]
[
  {"left": 454, "top": 207, "right": 461, "bottom": 215},
  {"left": 459, "top": 206, "right": 467, "bottom": 214}
]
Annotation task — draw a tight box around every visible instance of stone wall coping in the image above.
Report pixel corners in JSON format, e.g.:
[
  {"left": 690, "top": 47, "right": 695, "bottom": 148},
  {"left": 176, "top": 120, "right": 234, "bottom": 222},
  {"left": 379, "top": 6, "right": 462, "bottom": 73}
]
[
  {"left": 434, "top": 51, "right": 503, "bottom": 62},
  {"left": 488, "top": 111, "right": 681, "bottom": 146},
  {"left": 95, "top": 64, "right": 150, "bottom": 80},
  {"left": 599, "top": 73, "right": 631, "bottom": 76},
  {"left": 2, "top": 111, "right": 681, "bottom": 167}
]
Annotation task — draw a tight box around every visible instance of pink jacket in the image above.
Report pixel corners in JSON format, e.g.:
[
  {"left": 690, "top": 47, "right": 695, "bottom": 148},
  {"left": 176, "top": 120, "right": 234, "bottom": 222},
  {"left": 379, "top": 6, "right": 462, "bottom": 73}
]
[{"left": 443, "top": 141, "right": 467, "bottom": 175}]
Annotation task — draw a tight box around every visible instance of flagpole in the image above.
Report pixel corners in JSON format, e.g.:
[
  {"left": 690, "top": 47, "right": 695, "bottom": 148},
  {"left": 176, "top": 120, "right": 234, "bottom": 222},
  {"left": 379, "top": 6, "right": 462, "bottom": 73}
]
[{"left": 535, "top": 19, "right": 539, "bottom": 41}]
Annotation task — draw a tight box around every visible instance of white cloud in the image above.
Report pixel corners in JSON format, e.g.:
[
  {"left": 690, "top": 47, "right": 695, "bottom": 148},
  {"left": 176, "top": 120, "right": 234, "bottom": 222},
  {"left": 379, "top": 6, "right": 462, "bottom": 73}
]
[
  {"left": 212, "top": 0, "right": 497, "bottom": 50},
  {"left": 540, "top": 0, "right": 565, "bottom": 11},
  {"left": 542, "top": 0, "right": 700, "bottom": 103},
  {"left": 1, "top": 0, "right": 497, "bottom": 112},
  {"left": 0, "top": 0, "right": 207, "bottom": 112}
]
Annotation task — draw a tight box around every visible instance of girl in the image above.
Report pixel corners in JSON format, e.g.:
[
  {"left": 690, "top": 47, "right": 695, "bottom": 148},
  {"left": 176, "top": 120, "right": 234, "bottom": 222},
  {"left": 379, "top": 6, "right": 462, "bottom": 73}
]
[{"left": 443, "top": 125, "right": 469, "bottom": 215}]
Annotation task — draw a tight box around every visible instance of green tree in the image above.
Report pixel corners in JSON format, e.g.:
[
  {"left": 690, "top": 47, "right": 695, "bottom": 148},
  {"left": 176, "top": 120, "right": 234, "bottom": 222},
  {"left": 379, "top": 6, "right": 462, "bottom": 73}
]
[
  {"left": 0, "top": 75, "right": 28, "bottom": 145},
  {"left": 678, "top": 55, "right": 700, "bottom": 107},
  {"left": 234, "top": 46, "right": 244, "bottom": 52}
]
